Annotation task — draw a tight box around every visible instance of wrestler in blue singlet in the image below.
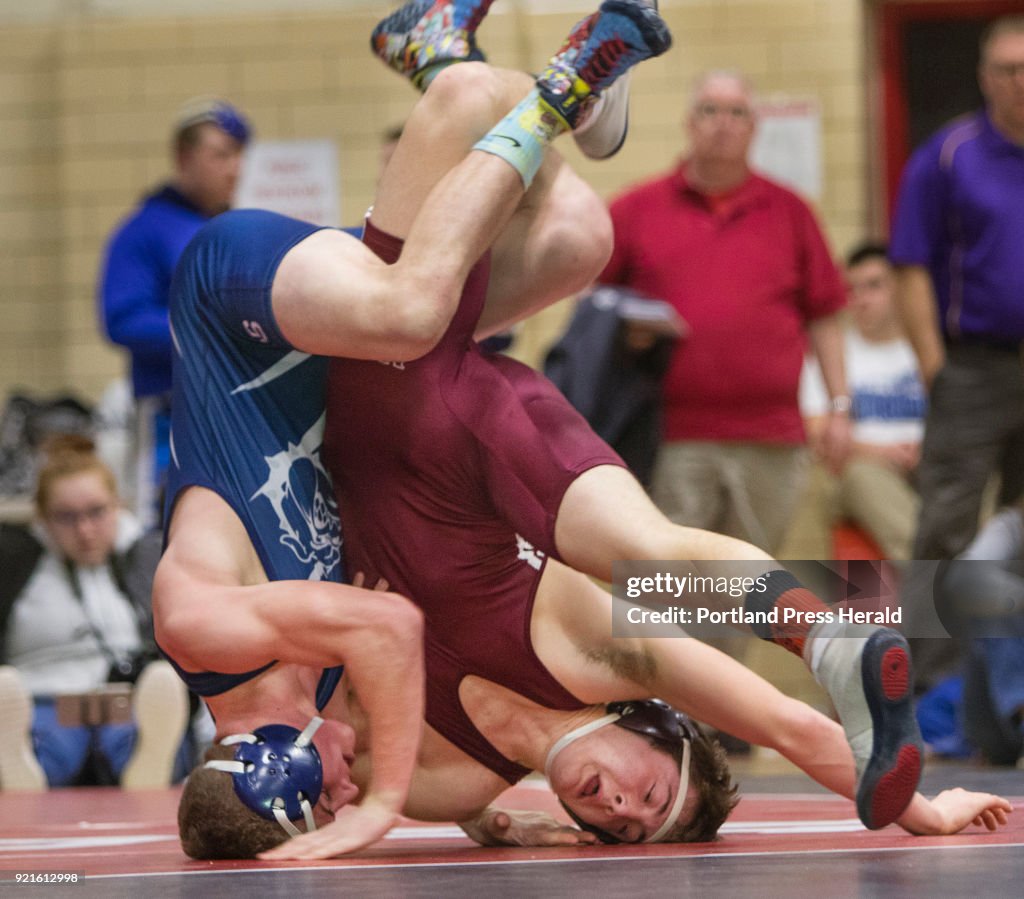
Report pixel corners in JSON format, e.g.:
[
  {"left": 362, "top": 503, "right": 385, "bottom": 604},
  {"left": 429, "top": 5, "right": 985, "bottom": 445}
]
[{"left": 162, "top": 209, "right": 346, "bottom": 698}]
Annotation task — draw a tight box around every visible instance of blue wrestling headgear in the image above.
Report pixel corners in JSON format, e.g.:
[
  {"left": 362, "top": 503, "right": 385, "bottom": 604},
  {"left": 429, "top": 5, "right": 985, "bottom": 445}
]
[
  {"left": 175, "top": 97, "right": 252, "bottom": 146},
  {"left": 205, "top": 717, "right": 324, "bottom": 837},
  {"left": 545, "top": 700, "right": 697, "bottom": 844}
]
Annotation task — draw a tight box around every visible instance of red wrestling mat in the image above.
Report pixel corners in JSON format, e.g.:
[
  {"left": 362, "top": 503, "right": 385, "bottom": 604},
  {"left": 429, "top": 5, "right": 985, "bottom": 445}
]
[{"left": 0, "top": 780, "right": 1020, "bottom": 879}]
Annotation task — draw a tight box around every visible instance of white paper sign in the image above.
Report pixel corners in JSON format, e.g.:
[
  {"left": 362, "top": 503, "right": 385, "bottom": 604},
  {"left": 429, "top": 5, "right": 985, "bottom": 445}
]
[
  {"left": 235, "top": 139, "right": 341, "bottom": 226},
  {"left": 751, "top": 98, "right": 822, "bottom": 201}
]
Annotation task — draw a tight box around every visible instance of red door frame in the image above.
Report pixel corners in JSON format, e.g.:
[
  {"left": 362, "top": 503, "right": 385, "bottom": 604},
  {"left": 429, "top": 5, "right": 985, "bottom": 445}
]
[{"left": 879, "top": 0, "right": 1024, "bottom": 218}]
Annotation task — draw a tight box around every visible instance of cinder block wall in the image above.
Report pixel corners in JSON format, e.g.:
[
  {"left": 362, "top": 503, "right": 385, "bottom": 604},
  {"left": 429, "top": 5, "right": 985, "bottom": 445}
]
[{"left": 0, "top": 0, "right": 867, "bottom": 403}]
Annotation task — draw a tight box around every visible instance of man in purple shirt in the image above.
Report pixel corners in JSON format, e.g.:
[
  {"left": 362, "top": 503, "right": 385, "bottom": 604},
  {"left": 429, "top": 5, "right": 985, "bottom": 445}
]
[
  {"left": 890, "top": 14, "right": 1024, "bottom": 686},
  {"left": 891, "top": 15, "right": 1024, "bottom": 550}
]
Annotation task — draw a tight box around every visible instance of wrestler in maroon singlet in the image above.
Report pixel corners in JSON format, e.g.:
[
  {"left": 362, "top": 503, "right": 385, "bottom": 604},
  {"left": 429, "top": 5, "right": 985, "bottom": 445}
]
[{"left": 322, "top": 221, "right": 625, "bottom": 781}]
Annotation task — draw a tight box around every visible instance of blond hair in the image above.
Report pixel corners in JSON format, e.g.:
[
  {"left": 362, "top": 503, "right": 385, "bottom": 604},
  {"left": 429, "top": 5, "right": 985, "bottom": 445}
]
[{"left": 33, "top": 434, "right": 117, "bottom": 516}]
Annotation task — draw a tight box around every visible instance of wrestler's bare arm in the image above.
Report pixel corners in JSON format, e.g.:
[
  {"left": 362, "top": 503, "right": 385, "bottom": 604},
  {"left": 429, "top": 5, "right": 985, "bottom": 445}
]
[
  {"left": 155, "top": 487, "right": 425, "bottom": 838},
  {"left": 396, "top": 728, "right": 597, "bottom": 847},
  {"left": 533, "top": 561, "right": 1013, "bottom": 836},
  {"left": 533, "top": 567, "right": 859, "bottom": 795}
]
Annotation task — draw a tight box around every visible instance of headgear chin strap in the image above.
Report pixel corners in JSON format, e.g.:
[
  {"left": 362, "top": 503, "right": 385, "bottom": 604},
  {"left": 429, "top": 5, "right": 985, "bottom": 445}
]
[
  {"left": 647, "top": 738, "right": 690, "bottom": 843},
  {"left": 205, "top": 716, "right": 325, "bottom": 838},
  {"left": 546, "top": 700, "right": 693, "bottom": 844}
]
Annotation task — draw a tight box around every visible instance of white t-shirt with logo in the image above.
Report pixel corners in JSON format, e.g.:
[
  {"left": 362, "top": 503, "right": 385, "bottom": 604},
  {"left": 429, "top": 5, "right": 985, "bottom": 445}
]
[{"left": 800, "top": 331, "right": 926, "bottom": 446}]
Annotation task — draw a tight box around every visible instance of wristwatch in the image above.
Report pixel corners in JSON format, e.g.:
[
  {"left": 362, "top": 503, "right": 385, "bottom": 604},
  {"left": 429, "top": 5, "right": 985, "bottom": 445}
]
[{"left": 830, "top": 395, "right": 852, "bottom": 414}]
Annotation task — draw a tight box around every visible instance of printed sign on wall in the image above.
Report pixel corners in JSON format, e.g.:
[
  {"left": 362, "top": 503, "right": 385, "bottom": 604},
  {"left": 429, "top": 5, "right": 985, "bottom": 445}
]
[
  {"left": 752, "top": 97, "right": 822, "bottom": 201},
  {"left": 235, "top": 140, "right": 341, "bottom": 226}
]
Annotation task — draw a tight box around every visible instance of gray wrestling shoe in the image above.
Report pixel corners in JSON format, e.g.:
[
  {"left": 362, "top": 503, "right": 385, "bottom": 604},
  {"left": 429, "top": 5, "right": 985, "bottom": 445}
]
[
  {"left": 807, "top": 623, "right": 923, "bottom": 830},
  {"left": 571, "top": 0, "right": 657, "bottom": 159}
]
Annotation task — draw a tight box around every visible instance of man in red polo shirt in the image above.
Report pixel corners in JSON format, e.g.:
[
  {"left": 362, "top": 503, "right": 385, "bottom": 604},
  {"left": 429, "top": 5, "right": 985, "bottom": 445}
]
[{"left": 599, "top": 70, "right": 851, "bottom": 556}]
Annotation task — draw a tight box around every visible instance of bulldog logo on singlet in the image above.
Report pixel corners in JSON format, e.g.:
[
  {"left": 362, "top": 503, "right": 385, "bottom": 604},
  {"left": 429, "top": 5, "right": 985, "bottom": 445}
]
[
  {"left": 251, "top": 413, "right": 342, "bottom": 581},
  {"left": 515, "top": 534, "right": 546, "bottom": 571}
]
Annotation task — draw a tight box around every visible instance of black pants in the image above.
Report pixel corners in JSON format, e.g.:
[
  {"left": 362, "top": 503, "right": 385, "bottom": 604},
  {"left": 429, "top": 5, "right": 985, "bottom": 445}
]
[{"left": 907, "top": 343, "right": 1024, "bottom": 688}]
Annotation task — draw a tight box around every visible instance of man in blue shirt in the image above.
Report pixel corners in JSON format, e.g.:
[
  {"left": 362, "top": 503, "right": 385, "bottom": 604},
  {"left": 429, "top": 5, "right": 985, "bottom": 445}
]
[
  {"left": 98, "top": 98, "right": 252, "bottom": 529},
  {"left": 890, "top": 14, "right": 1024, "bottom": 688}
]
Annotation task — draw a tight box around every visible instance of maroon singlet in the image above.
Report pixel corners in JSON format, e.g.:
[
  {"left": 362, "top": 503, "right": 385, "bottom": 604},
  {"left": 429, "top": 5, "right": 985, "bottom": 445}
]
[{"left": 323, "top": 221, "right": 625, "bottom": 782}]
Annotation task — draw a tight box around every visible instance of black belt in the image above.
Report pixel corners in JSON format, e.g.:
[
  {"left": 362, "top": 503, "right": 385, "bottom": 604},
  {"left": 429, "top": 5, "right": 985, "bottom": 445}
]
[{"left": 945, "top": 335, "right": 1023, "bottom": 354}]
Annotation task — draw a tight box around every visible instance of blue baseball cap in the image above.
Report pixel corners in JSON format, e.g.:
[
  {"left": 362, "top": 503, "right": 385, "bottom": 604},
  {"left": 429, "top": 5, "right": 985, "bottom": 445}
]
[{"left": 174, "top": 97, "right": 252, "bottom": 146}]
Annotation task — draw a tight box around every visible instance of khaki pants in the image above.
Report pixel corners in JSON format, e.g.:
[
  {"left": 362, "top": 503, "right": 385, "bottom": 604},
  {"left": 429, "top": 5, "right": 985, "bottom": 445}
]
[
  {"left": 650, "top": 441, "right": 809, "bottom": 555},
  {"left": 650, "top": 440, "right": 823, "bottom": 712},
  {"left": 784, "top": 459, "right": 919, "bottom": 562}
]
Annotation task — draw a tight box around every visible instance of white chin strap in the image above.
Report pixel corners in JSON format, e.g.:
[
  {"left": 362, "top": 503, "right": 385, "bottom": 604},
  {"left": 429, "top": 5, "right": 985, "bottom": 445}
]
[
  {"left": 272, "top": 798, "right": 317, "bottom": 838},
  {"left": 646, "top": 738, "right": 690, "bottom": 843},
  {"left": 544, "top": 711, "right": 691, "bottom": 843},
  {"left": 544, "top": 712, "right": 623, "bottom": 780},
  {"left": 204, "top": 717, "right": 325, "bottom": 839}
]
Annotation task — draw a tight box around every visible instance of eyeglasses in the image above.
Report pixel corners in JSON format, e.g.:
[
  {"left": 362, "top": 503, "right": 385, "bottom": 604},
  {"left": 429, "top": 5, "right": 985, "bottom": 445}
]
[
  {"left": 986, "top": 61, "right": 1024, "bottom": 80},
  {"left": 847, "top": 275, "right": 889, "bottom": 295},
  {"left": 694, "top": 102, "right": 752, "bottom": 121},
  {"left": 47, "top": 503, "right": 114, "bottom": 528}
]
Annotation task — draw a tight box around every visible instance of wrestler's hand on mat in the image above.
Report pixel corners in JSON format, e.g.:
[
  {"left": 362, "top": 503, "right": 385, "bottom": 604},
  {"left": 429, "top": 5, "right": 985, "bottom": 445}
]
[
  {"left": 257, "top": 795, "right": 399, "bottom": 860},
  {"left": 900, "top": 788, "right": 1013, "bottom": 835},
  {"left": 460, "top": 808, "right": 599, "bottom": 847}
]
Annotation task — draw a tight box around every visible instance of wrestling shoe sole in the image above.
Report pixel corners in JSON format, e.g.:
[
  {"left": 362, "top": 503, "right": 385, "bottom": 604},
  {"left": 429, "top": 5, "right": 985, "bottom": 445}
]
[
  {"left": 121, "top": 661, "right": 190, "bottom": 790},
  {"left": 574, "top": 71, "right": 631, "bottom": 159},
  {"left": 0, "top": 666, "right": 45, "bottom": 791},
  {"left": 855, "top": 630, "right": 923, "bottom": 829}
]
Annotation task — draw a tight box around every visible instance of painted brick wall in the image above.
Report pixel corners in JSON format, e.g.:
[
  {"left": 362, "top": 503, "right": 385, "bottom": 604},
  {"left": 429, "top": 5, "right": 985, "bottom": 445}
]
[{"left": 0, "top": 1, "right": 867, "bottom": 404}]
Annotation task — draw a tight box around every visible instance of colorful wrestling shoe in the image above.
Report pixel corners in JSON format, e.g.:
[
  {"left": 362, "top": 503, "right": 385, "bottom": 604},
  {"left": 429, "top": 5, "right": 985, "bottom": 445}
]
[
  {"left": 536, "top": 0, "right": 671, "bottom": 132},
  {"left": 572, "top": 1, "right": 658, "bottom": 159},
  {"left": 372, "top": 0, "right": 497, "bottom": 89},
  {"left": 807, "top": 624, "right": 923, "bottom": 830}
]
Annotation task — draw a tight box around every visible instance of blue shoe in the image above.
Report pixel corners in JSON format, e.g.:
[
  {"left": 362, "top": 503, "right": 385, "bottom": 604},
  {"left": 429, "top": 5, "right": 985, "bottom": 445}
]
[
  {"left": 537, "top": 0, "right": 672, "bottom": 130},
  {"left": 371, "top": 0, "right": 496, "bottom": 88}
]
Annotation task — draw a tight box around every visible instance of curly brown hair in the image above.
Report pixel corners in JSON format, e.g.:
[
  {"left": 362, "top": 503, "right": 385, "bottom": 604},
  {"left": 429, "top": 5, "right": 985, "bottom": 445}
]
[
  {"left": 178, "top": 745, "right": 289, "bottom": 860},
  {"left": 659, "top": 726, "right": 739, "bottom": 843},
  {"left": 560, "top": 724, "right": 739, "bottom": 843}
]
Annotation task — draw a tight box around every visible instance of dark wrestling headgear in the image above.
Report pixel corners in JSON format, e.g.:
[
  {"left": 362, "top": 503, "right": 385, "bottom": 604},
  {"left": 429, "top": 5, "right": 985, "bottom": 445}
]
[
  {"left": 545, "top": 700, "right": 698, "bottom": 844},
  {"left": 204, "top": 717, "right": 324, "bottom": 837}
]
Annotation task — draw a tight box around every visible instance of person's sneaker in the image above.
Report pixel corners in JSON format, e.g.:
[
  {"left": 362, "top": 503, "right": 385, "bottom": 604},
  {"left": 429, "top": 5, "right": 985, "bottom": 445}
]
[
  {"left": 0, "top": 665, "right": 46, "bottom": 791},
  {"left": 807, "top": 624, "right": 923, "bottom": 829},
  {"left": 120, "top": 661, "right": 190, "bottom": 790},
  {"left": 537, "top": 0, "right": 671, "bottom": 131},
  {"left": 371, "top": 0, "right": 496, "bottom": 89}
]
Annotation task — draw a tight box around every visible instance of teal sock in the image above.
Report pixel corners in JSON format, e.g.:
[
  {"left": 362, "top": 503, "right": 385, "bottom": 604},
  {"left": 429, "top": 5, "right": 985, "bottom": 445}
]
[
  {"left": 416, "top": 59, "right": 459, "bottom": 91},
  {"left": 472, "top": 89, "right": 566, "bottom": 188}
]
